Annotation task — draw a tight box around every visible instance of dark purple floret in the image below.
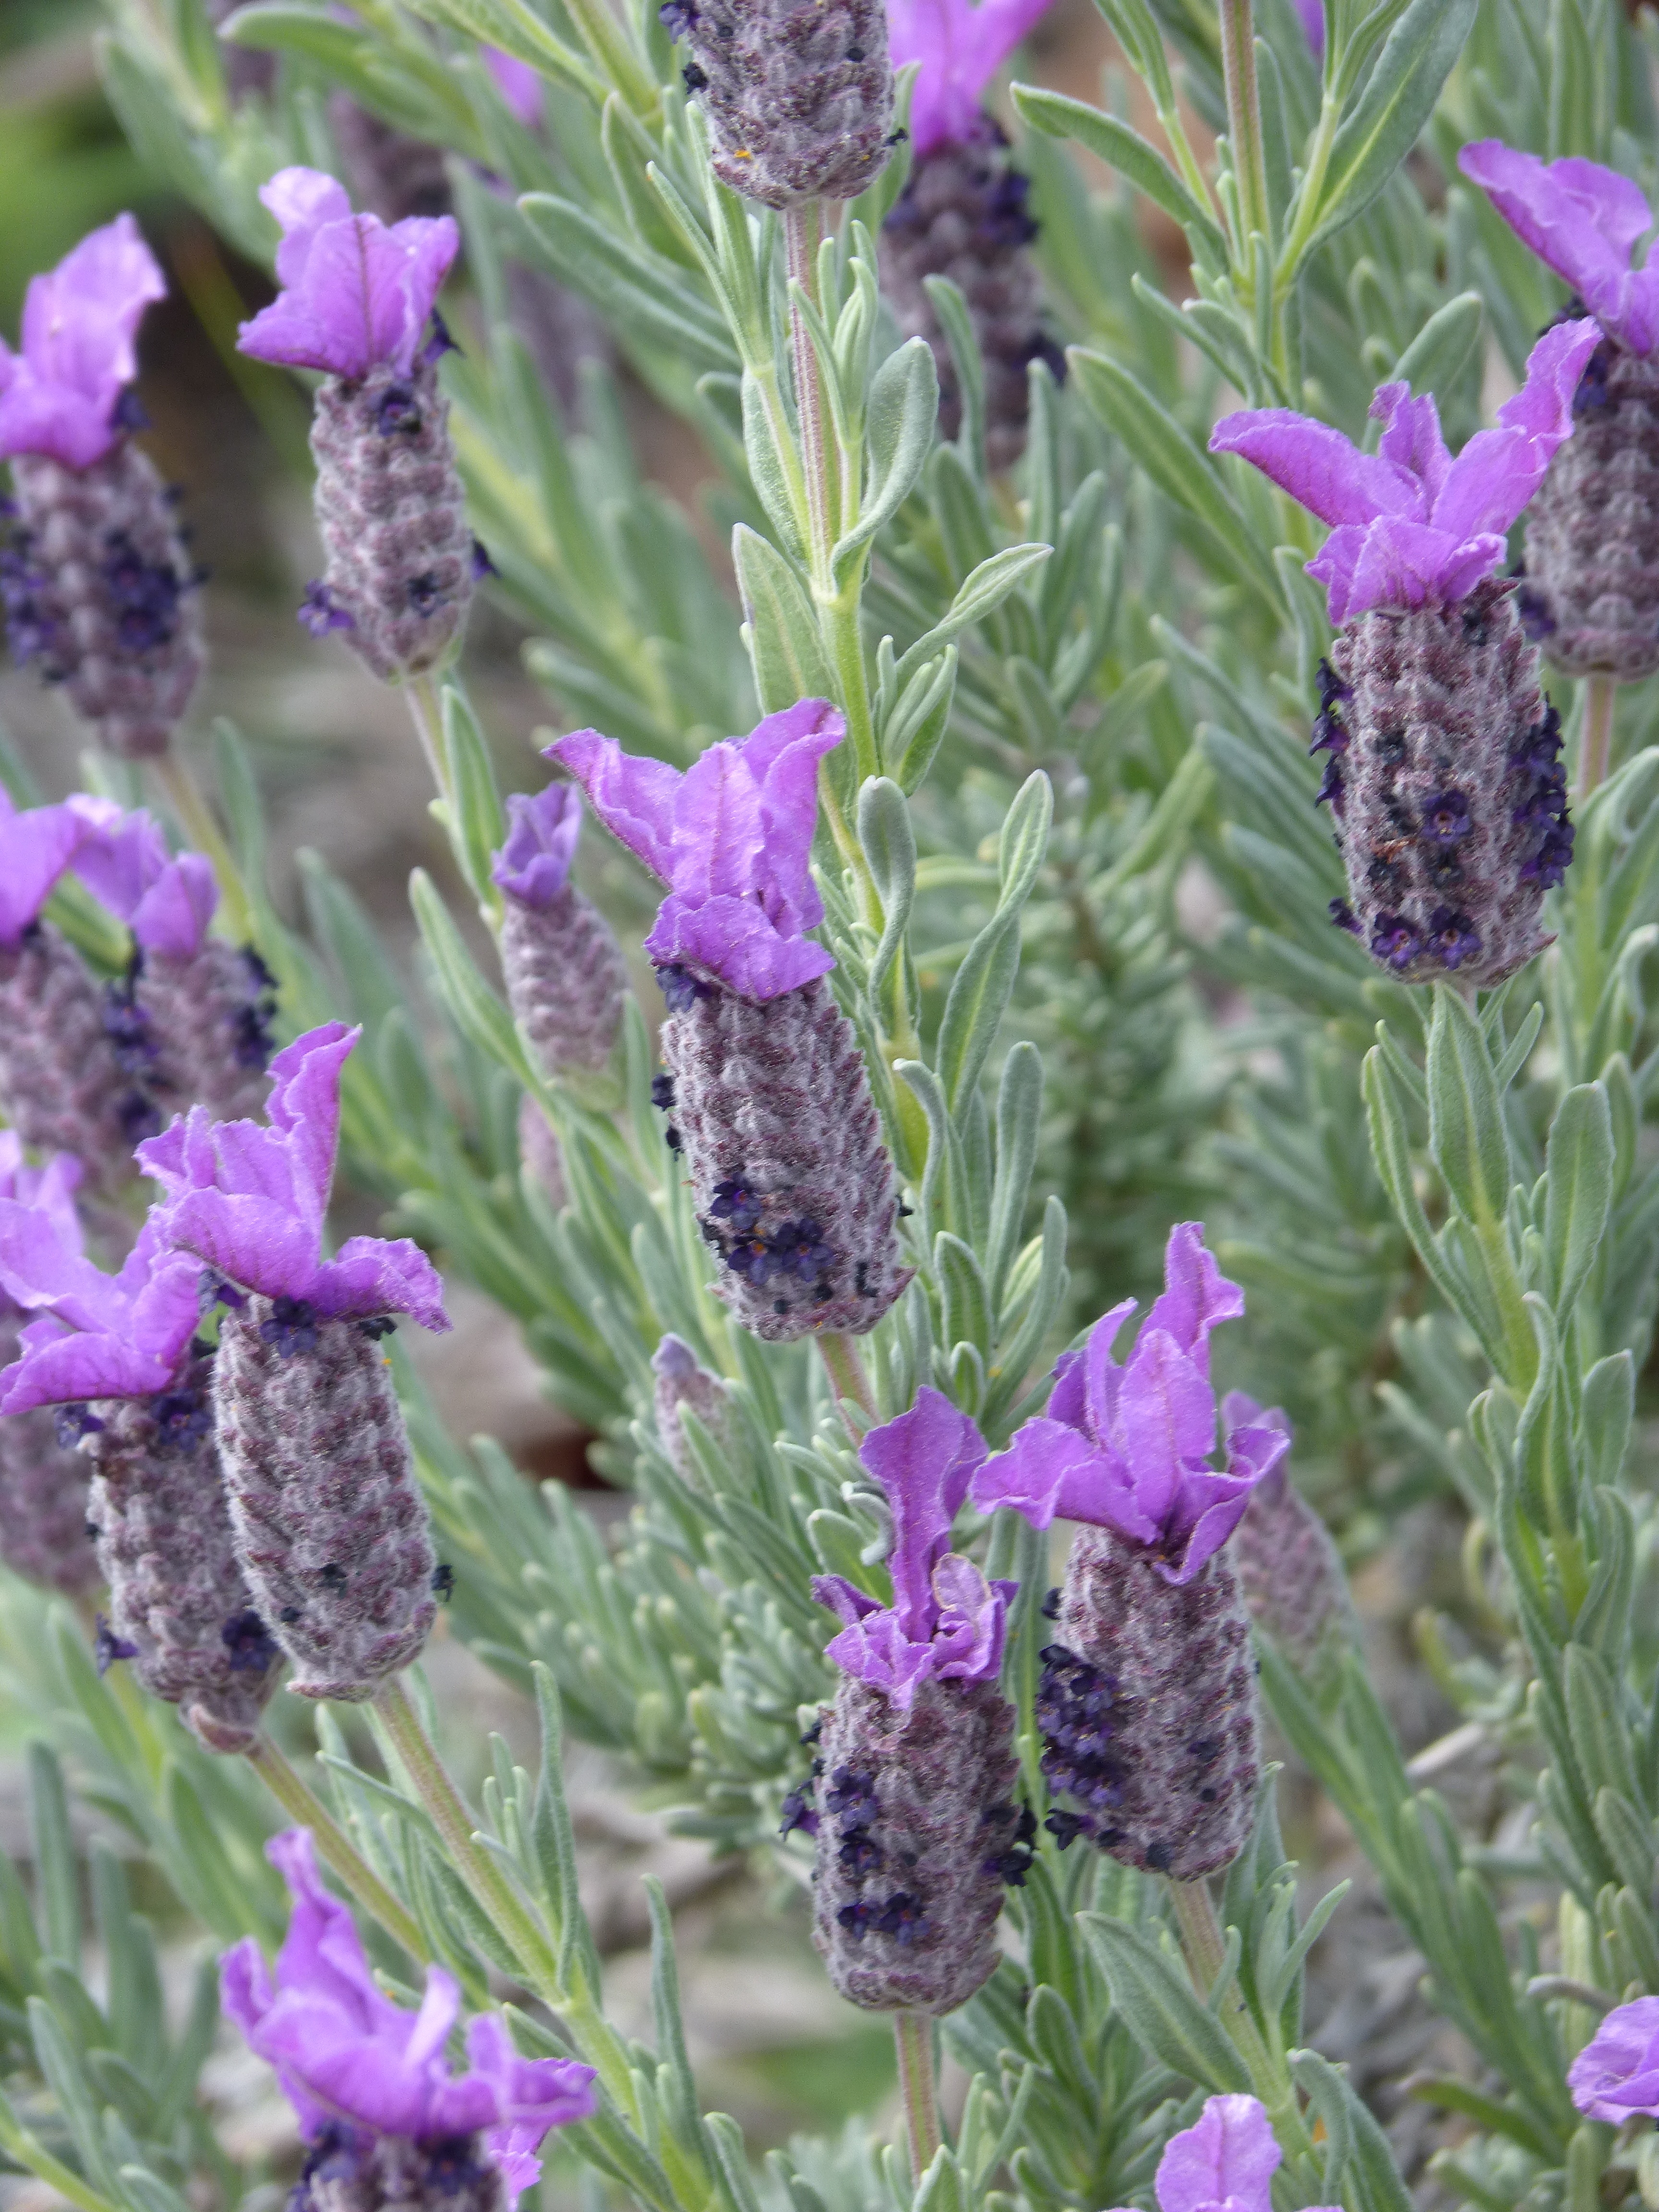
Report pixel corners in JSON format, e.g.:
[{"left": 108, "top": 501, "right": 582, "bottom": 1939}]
[
  {"left": 653, "top": 961, "right": 712, "bottom": 1013},
  {"left": 982, "top": 167, "right": 1039, "bottom": 248},
  {"left": 150, "top": 1385, "right": 213, "bottom": 1456},
  {"left": 769, "top": 1217, "right": 837, "bottom": 1280},
  {"left": 683, "top": 60, "right": 709, "bottom": 90},
  {"left": 469, "top": 536, "right": 496, "bottom": 580},
  {"left": 1425, "top": 908, "right": 1482, "bottom": 969},
  {"left": 874, "top": 1892, "right": 930, "bottom": 1945},
  {"left": 357, "top": 1315, "right": 397, "bottom": 1341},
  {"left": 102, "top": 528, "right": 189, "bottom": 654},
  {"left": 221, "top": 1608, "right": 280, "bottom": 1672},
  {"left": 1522, "top": 822, "right": 1575, "bottom": 886},
  {"left": 0, "top": 527, "right": 56, "bottom": 666},
  {"left": 838, "top": 1827, "right": 883, "bottom": 1875},
  {"left": 726, "top": 1237, "right": 775, "bottom": 1286},
  {"left": 836, "top": 1897, "right": 877, "bottom": 1940},
  {"left": 1309, "top": 708, "right": 1349, "bottom": 756},
  {"left": 117, "top": 1089, "right": 163, "bottom": 1145},
  {"left": 421, "top": 2138, "right": 491, "bottom": 2198},
  {"left": 200, "top": 1270, "right": 250, "bottom": 1314},
  {"left": 431, "top": 1563, "right": 454, "bottom": 1600},
  {"left": 112, "top": 387, "right": 150, "bottom": 433},
  {"left": 258, "top": 1296, "right": 320, "bottom": 1357},
  {"left": 54, "top": 1405, "right": 105, "bottom": 1448},
  {"left": 1516, "top": 580, "right": 1557, "bottom": 637},
  {"left": 659, "top": 0, "right": 697, "bottom": 31},
  {"left": 405, "top": 570, "right": 445, "bottom": 616},
  {"left": 1035, "top": 1643, "right": 1123, "bottom": 1814},
  {"left": 1370, "top": 914, "right": 1421, "bottom": 969},
  {"left": 298, "top": 580, "right": 356, "bottom": 636},
  {"left": 372, "top": 380, "right": 422, "bottom": 437},
  {"left": 1420, "top": 790, "right": 1472, "bottom": 845},
  {"left": 1045, "top": 1808, "right": 1093, "bottom": 1850},
  {"left": 103, "top": 970, "right": 157, "bottom": 1075},
  {"left": 1315, "top": 758, "right": 1344, "bottom": 811},
  {"left": 650, "top": 1072, "right": 675, "bottom": 1112},
  {"left": 1572, "top": 340, "right": 1614, "bottom": 415},
  {"left": 1040, "top": 1586, "right": 1060, "bottom": 1619},
  {"left": 1329, "top": 898, "right": 1361, "bottom": 934},
  {"left": 1315, "top": 656, "right": 1351, "bottom": 708},
  {"left": 709, "top": 1177, "right": 764, "bottom": 1234},
  {"left": 779, "top": 1787, "right": 819, "bottom": 1838},
  {"left": 95, "top": 1615, "right": 139, "bottom": 1674},
  {"left": 421, "top": 310, "right": 459, "bottom": 365},
  {"left": 823, "top": 1766, "right": 879, "bottom": 1824}
]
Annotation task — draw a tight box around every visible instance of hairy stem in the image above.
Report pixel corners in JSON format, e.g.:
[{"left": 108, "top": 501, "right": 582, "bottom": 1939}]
[
  {"left": 246, "top": 1732, "right": 428, "bottom": 1960},
  {"left": 1218, "top": 0, "right": 1271, "bottom": 261},
  {"left": 893, "top": 2009, "right": 942, "bottom": 2180},
  {"left": 151, "top": 753, "right": 252, "bottom": 942},
  {"left": 1578, "top": 672, "right": 1618, "bottom": 802},
  {"left": 403, "top": 670, "right": 450, "bottom": 805},
  {"left": 1168, "top": 1877, "right": 1320, "bottom": 2174},
  {"left": 784, "top": 201, "right": 831, "bottom": 576},
  {"left": 817, "top": 1330, "right": 878, "bottom": 1429}
]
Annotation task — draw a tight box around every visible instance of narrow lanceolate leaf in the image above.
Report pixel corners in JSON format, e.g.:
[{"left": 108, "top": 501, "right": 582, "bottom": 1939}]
[
  {"left": 733, "top": 527, "right": 834, "bottom": 711},
  {"left": 1011, "top": 84, "right": 1226, "bottom": 260},
  {"left": 1541, "top": 1084, "right": 1613, "bottom": 1317},
  {"left": 893, "top": 544, "right": 1053, "bottom": 686},
  {"left": 1425, "top": 986, "right": 1510, "bottom": 1228},
  {"left": 1080, "top": 1915, "right": 1251, "bottom": 2092},
  {"left": 831, "top": 339, "right": 939, "bottom": 585}
]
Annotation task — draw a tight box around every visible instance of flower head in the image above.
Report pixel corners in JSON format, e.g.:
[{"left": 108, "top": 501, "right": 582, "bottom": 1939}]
[
  {"left": 221, "top": 1829, "right": 595, "bottom": 2199},
  {"left": 970, "top": 1223, "right": 1288, "bottom": 1583},
  {"left": 1210, "top": 318, "right": 1602, "bottom": 622},
  {"left": 0, "top": 216, "right": 167, "bottom": 469},
  {"left": 1111, "top": 2094, "right": 1339, "bottom": 2212},
  {"left": 1568, "top": 1997, "right": 1659, "bottom": 2124},
  {"left": 135, "top": 1022, "right": 450, "bottom": 1330},
  {"left": 237, "top": 169, "right": 459, "bottom": 380},
  {"left": 69, "top": 800, "right": 218, "bottom": 958},
  {"left": 0, "top": 789, "right": 96, "bottom": 950},
  {"left": 491, "top": 784, "right": 583, "bottom": 911},
  {"left": 1459, "top": 143, "right": 1659, "bottom": 358},
  {"left": 0, "top": 1214, "right": 201, "bottom": 1411},
  {"left": 812, "top": 1387, "right": 1014, "bottom": 1709},
  {"left": 887, "top": 0, "right": 1054, "bottom": 156},
  {"left": 550, "top": 699, "right": 844, "bottom": 1001}
]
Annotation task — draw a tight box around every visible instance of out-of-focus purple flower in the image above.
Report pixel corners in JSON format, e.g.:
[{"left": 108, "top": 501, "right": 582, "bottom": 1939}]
[
  {"left": 135, "top": 1022, "right": 450, "bottom": 1331},
  {"left": 1109, "top": 2094, "right": 1339, "bottom": 2212},
  {"left": 0, "top": 216, "right": 167, "bottom": 469},
  {"left": 0, "top": 1135, "right": 82, "bottom": 1263},
  {"left": 69, "top": 800, "right": 218, "bottom": 958},
  {"left": 1292, "top": 0, "right": 1324, "bottom": 61},
  {"left": 550, "top": 699, "right": 844, "bottom": 1002},
  {"left": 484, "top": 47, "right": 544, "bottom": 127},
  {"left": 812, "top": 1387, "right": 1014, "bottom": 1709},
  {"left": 1459, "top": 143, "right": 1659, "bottom": 358},
  {"left": 1210, "top": 319, "right": 1602, "bottom": 622},
  {"left": 0, "top": 790, "right": 96, "bottom": 950},
  {"left": 237, "top": 169, "right": 459, "bottom": 380},
  {"left": 221, "top": 1829, "right": 595, "bottom": 2198},
  {"left": 1569, "top": 1997, "right": 1659, "bottom": 2123},
  {"left": 0, "top": 1214, "right": 201, "bottom": 1411},
  {"left": 887, "top": 0, "right": 1054, "bottom": 156},
  {"left": 970, "top": 1223, "right": 1288, "bottom": 1583},
  {"left": 491, "top": 785, "right": 583, "bottom": 910}
]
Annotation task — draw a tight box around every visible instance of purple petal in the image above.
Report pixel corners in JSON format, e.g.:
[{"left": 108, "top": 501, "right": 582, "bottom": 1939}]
[
  {"left": 266, "top": 1827, "right": 398, "bottom": 2029},
  {"left": 811, "top": 1573, "right": 884, "bottom": 1627},
  {"left": 492, "top": 786, "right": 583, "bottom": 909},
  {"left": 265, "top": 1022, "right": 355, "bottom": 1216},
  {"left": 0, "top": 1212, "right": 198, "bottom": 1408},
  {"left": 547, "top": 732, "right": 680, "bottom": 881},
  {"left": 1046, "top": 1344, "right": 1088, "bottom": 1432},
  {"left": 824, "top": 1607, "right": 942, "bottom": 1709},
  {"left": 1307, "top": 516, "right": 1503, "bottom": 624},
  {"left": 0, "top": 215, "right": 166, "bottom": 467},
  {"left": 927, "top": 1553, "right": 1012, "bottom": 1682},
  {"left": 69, "top": 802, "right": 167, "bottom": 919},
  {"left": 970, "top": 1414, "right": 1103, "bottom": 1529},
  {"left": 0, "top": 799, "right": 93, "bottom": 948},
  {"left": 1079, "top": 1294, "right": 1138, "bottom": 1443},
  {"left": 644, "top": 893, "right": 835, "bottom": 1000},
  {"left": 237, "top": 168, "right": 459, "bottom": 379},
  {"left": 1113, "top": 1328, "right": 1216, "bottom": 1533},
  {"left": 1156, "top": 2095, "right": 1280, "bottom": 2212},
  {"left": 1142, "top": 1225, "right": 1243, "bottom": 1379},
  {"left": 1458, "top": 142, "right": 1658, "bottom": 351},
  {"left": 467, "top": 2017, "right": 595, "bottom": 2206},
  {"left": 131, "top": 856, "right": 218, "bottom": 957},
  {"left": 312, "top": 1237, "right": 452, "bottom": 1331},
  {"left": 483, "top": 47, "right": 545, "bottom": 127},
  {"left": 888, "top": 0, "right": 1055, "bottom": 153},
  {"left": 857, "top": 1385, "right": 987, "bottom": 1642},
  {"left": 1292, "top": 0, "right": 1324, "bottom": 58},
  {"left": 1209, "top": 411, "right": 1421, "bottom": 527},
  {"left": 0, "top": 1137, "right": 83, "bottom": 1250},
  {"left": 1370, "top": 385, "right": 1451, "bottom": 510},
  {"left": 671, "top": 743, "right": 770, "bottom": 907},
  {"left": 1569, "top": 1997, "right": 1659, "bottom": 2122},
  {"left": 1431, "top": 318, "right": 1602, "bottom": 541}
]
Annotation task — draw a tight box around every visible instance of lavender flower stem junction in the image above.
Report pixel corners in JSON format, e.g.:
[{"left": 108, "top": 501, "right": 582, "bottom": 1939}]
[
  {"left": 244, "top": 1731, "right": 429, "bottom": 1961},
  {"left": 893, "top": 2009, "right": 942, "bottom": 2182},
  {"left": 816, "top": 1328, "right": 878, "bottom": 1427}
]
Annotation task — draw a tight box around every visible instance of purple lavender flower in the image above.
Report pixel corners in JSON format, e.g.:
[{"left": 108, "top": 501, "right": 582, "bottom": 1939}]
[
  {"left": 135, "top": 1022, "right": 449, "bottom": 1330},
  {"left": 222, "top": 1828, "right": 595, "bottom": 2201},
  {"left": 1458, "top": 144, "right": 1659, "bottom": 357},
  {"left": 887, "top": 0, "right": 1052, "bottom": 157},
  {"left": 491, "top": 785, "right": 583, "bottom": 909},
  {"left": 0, "top": 1137, "right": 98, "bottom": 1597},
  {"left": 71, "top": 801, "right": 218, "bottom": 958},
  {"left": 550, "top": 700, "right": 843, "bottom": 1002},
  {"left": 491, "top": 786, "right": 628, "bottom": 1077},
  {"left": 0, "top": 791, "right": 93, "bottom": 950},
  {"left": 1569, "top": 1997, "right": 1659, "bottom": 2123},
  {"left": 1209, "top": 319, "right": 1601, "bottom": 623},
  {"left": 970, "top": 1223, "right": 1287, "bottom": 1583},
  {"left": 0, "top": 216, "right": 166, "bottom": 469},
  {"left": 1109, "top": 2095, "right": 1339, "bottom": 2212},
  {"left": 237, "top": 169, "right": 459, "bottom": 380},
  {"left": 0, "top": 1214, "right": 201, "bottom": 1412},
  {"left": 812, "top": 1387, "right": 1014, "bottom": 1708}
]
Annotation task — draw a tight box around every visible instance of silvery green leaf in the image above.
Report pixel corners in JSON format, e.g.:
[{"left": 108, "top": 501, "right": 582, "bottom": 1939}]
[
  {"left": 397, "top": 0, "right": 604, "bottom": 103},
  {"left": 1542, "top": 1084, "right": 1613, "bottom": 1317},
  {"left": 1363, "top": 1046, "right": 1481, "bottom": 1331},
  {"left": 857, "top": 776, "right": 915, "bottom": 1005},
  {"left": 996, "top": 771, "right": 1053, "bottom": 917},
  {"left": 1426, "top": 986, "right": 1511, "bottom": 1230},
  {"left": 1291, "top": 0, "right": 1479, "bottom": 269},
  {"left": 936, "top": 1233, "right": 993, "bottom": 1358},
  {"left": 27, "top": 1750, "right": 78, "bottom": 1965},
  {"left": 983, "top": 1195, "right": 1068, "bottom": 1429},
  {"left": 1012, "top": 84, "right": 1226, "bottom": 260},
  {"left": 1080, "top": 1914, "right": 1251, "bottom": 2092},
  {"left": 986, "top": 1043, "right": 1042, "bottom": 1311},
  {"left": 438, "top": 684, "right": 507, "bottom": 909},
  {"left": 518, "top": 194, "right": 736, "bottom": 374},
  {"left": 1593, "top": 1786, "right": 1657, "bottom": 1902},
  {"left": 922, "top": 274, "right": 986, "bottom": 476},
  {"left": 741, "top": 374, "right": 808, "bottom": 562},
  {"left": 892, "top": 649, "right": 958, "bottom": 794},
  {"left": 893, "top": 546, "right": 1052, "bottom": 688},
  {"left": 1579, "top": 1355, "right": 1634, "bottom": 1491},
  {"left": 1386, "top": 291, "right": 1484, "bottom": 408},
  {"left": 898, "top": 1059, "right": 971, "bottom": 1237},
  {"left": 411, "top": 869, "right": 537, "bottom": 1091},
  {"left": 831, "top": 339, "right": 938, "bottom": 587},
  {"left": 734, "top": 526, "right": 831, "bottom": 710},
  {"left": 937, "top": 913, "right": 1022, "bottom": 1119}
]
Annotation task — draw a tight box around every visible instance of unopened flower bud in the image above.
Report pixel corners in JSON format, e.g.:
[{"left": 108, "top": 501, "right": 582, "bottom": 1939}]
[
  {"left": 83, "top": 1353, "right": 282, "bottom": 1753},
  {"left": 492, "top": 788, "right": 627, "bottom": 1079},
  {"left": 1225, "top": 1395, "right": 1358, "bottom": 1704},
  {"left": 662, "top": 0, "right": 893, "bottom": 208},
  {"left": 649, "top": 1334, "right": 729, "bottom": 1483}
]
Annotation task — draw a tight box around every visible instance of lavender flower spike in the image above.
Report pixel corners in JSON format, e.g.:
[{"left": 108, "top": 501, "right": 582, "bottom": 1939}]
[
  {"left": 1459, "top": 144, "right": 1659, "bottom": 679},
  {"left": 0, "top": 220, "right": 204, "bottom": 758},
  {"left": 0, "top": 1208, "right": 279, "bottom": 1752},
  {"left": 238, "top": 170, "right": 473, "bottom": 684},
  {"left": 1226, "top": 1394, "right": 1358, "bottom": 1705},
  {"left": 807, "top": 1389, "right": 1022, "bottom": 2015},
  {"left": 889, "top": 0, "right": 1051, "bottom": 157},
  {"left": 1108, "top": 2094, "right": 1340, "bottom": 2212},
  {"left": 492, "top": 786, "right": 627, "bottom": 1079},
  {"left": 0, "top": 1137, "right": 97, "bottom": 1596},
  {"left": 72, "top": 801, "right": 276, "bottom": 1122},
  {"left": 1569, "top": 1997, "right": 1659, "bottom": 2123},
  {"left": 554, "top": 705, "right": 911, "bottom": 1345},
  {"left": 139, "top": 1024, "right": 449, "bottom": 1701},
  {"left": 222, "top": 1828, "right": 596, "bottom": 2212},
  {"left": 1210, "top": 318, "right": 1600, "bottom": 625},
  {"left": 0, "top": 794, "right": 158, "bottom": 1189},
  {"left": 972, "top": 1224, "right": 1278, "bottom": 1880}
]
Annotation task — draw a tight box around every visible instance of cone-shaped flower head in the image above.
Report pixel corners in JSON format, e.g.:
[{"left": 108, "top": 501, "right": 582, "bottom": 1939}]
[
  {"left": 813, "top": 1387, "right": 1013, "bottom": 1709},
  {"left": 490, "top": 785, "right": 628, "bottom": 1076},
  {"left": 136, "top": 1022, "right": 449, "bottom": 1331},
  {"left": 0, "top": 216, "right": 166, "bottom": 470},
  {"left": 1569, "top": 1997, "right": 1659, "bottom": 2124},
  {"left": 222, "top": 1828, "right": 596, "bottom": 2204},
  {"left": 491, "top": 785, "right": 583, "bottom": 910},
  {"left": 971, "top": 1223, "right": 1287, "bottom": 1584},
  {"left": 888, "top": 0, "right": 1053, "bottom": 156},
  {"left": 71, "top": 800, "right": 218, "bottom": 958},
  {"left": 1225, "top": 1392, "right": 1357, "bottom": 1702},
  {"left": 0, "top": 791, "right": 93, "bottom": 950},
  {"left": 1210, "top": 319, "right": 1601, "bottom": 624},
  {"left": 1459, "top": 144, "right": 1659, "bottom": 358},
  {"left": 551, "top": 700, "right": 843, "bottom": 1002},
  {"left": 649, "top": 1333, "right": 730, "bottom": 1485},
  {"left": 237, "top": 169, "right": 459, "bottom": 381},
  {"left": 0, "top": 1212, "right": 200, "bottom": 1412},
  {"left": 1109, "top": 2095, "right": 1339, "bottom": 2212}
]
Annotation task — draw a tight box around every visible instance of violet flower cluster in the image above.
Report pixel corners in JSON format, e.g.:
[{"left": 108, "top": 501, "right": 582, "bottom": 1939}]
[
  {"left": 224, "top": 1829, "right": 595, "bottom": 2203},
  {"left": 491, "top": 784, "right": 584, "bottom": 910},
  {"left": 1459, "top": 144, "right": 1659, "bottom": 358},
  {"left": 0, "top": 1214, "right": 202, "bottom": 1414},
  {"left": 0, "top": 214, "right": 164, "bottom": 470},
  {"left": 886, "top": 0, "right": 1051, "bottom": 157},
  {"left": 1570, "top": 1997, "right": 1659, "bottom": 2125},
  {"left": 812, "top": 1387, "right": 1015, "bottom": 1708}
]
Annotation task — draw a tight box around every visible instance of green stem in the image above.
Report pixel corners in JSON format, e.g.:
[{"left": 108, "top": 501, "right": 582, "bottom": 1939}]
[
  {"left": 151, "top": 753, "right": 252, "bottom": 943},
  {"left": 0, "top": 2110, "right": 124, "bottom": 2212},
  {"left": 893, "top": 2010, "right": 942, "bottom": 2181},
  {"left": 816, "top": 1330, "right": 878, "bottom": 1428},
  {"left": 1273, "top": 93, "right": 1339, "bottom": 290},
  {"left": 1578, "top": 672, "right": 1618, "bottom": 802},
  {"left": 404, "top": 671, "right": 452, "bottom": 809},
  {"left": 246, "top": 1734, "right": 428, "bottom": 1960},
  {"left": 784, "top": 202, "right": 831, "bottom": 578},
  {"left": 1218, "top": 0, "right": 1270, "bottom": 262}
]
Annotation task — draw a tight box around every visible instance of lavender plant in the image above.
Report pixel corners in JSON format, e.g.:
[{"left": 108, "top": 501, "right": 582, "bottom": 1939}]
[{"left": 0, "top": 1, "right": 1657, "bottom": 2211}]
